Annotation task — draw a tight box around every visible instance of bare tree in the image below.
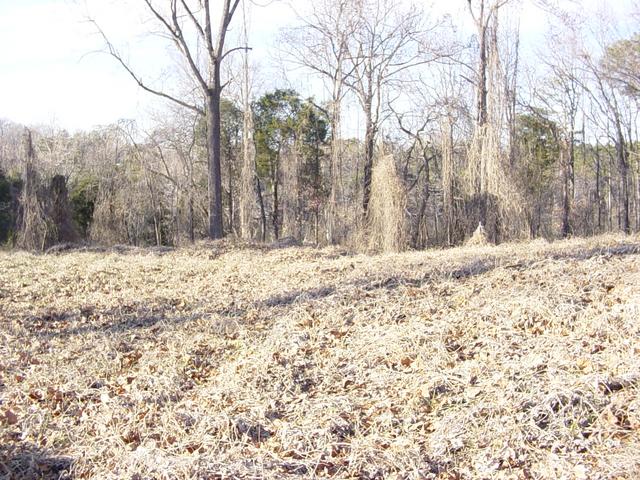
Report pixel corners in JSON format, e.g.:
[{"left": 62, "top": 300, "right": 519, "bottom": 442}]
[
  {"left": 391, "top": 104, "right": 437, "bottom": 247},
  {"left": 465, "top": 0, "right": 523, "bottom": 241},
  {"left": 467, "top": 0, "right": 513, "bottom": 127},
  {"left": 345, "top": 0, "right": 439, "bottom": 216},
  {"left": 533, "top": 28, "right": 583, "bottom": 237},
  {"left": 580, "top": 47, "right": 632, "bottom": 233},
  {"left": 239, "top": 0, "right": 257, "bottom": 241},
  {"left": 283, "top": 0, "right": 359, "bottom": 243},
  {"left": 94, "top": 0, "right": 246, "bottom": 239}
]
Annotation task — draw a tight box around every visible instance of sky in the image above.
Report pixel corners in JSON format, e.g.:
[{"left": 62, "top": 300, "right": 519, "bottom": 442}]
[{"left": 0, "top": 0, "right": 635, "bottom": 133}]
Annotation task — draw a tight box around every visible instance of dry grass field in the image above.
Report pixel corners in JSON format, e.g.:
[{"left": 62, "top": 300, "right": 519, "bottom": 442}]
[{"left": 1, "top": 235, "right": 640, "bottom": 479}]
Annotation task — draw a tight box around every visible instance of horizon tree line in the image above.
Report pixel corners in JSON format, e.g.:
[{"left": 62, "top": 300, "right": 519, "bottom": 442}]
[{"left": 0, "top": 0, "right": 639, "bottom": 251}]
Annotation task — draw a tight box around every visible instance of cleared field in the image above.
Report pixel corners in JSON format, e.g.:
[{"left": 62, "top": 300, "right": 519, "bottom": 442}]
[{"left": 1, "top": 235, "right": 640, "bottom": 479}]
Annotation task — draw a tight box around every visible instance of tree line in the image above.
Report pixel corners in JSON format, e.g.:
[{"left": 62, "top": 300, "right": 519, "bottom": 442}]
[{"left": 1, "top": 0, "right": 638, "bottom": 251}]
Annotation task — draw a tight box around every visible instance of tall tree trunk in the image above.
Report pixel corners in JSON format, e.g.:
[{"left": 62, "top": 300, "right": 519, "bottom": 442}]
[
  {"left": 561, "top": 143, "right": 571, "bottom": 238},
  {"left": 441, "top": 118, "right": 455, "bottom": 245},
  {"left": 630, "top": 126, "right": 640, "bottom": 232},
  {"left": 595, "top": 143, "right": 602, "bottom": 232},
  {"left": 255, "top": 173, "right": 267, "bottom": 242},
  {"left": 568, "top": 123, "right": 576, "bottom": 233},
  {"left": 240, "top": 96, "right": 256, "bottom": 240},
  {"left": 98, "top": 0, "right": 241, "bottom": 241},
  {"left": 271, "top": 161, "right": 280, "bottom": 240},
  {"left": 636, "top": 153, "right": 640, "bottom": 232},
  {"left": 227, "top": 148, "right": 234, "bottom": 234},
  {"left": 507, "top": 27, "right": 520, "bottom": 167},
  {"left": 240, "top": 103, "right": 256, "bottom": 239},
  {"left": 614, "top": 120, "right": 630, "bottom": 234},
  {"left": 608, "top": 151, "right": 613, "bottom": 231},
  {"left": 239, "top": 5, "right": 256, "bottom": 240},
  {"left": 327, "top": 91, "right": 342, "bottom": 244},
  {"left": 362, "top": 101, "right": 375, "bottom": 215},
  {"left": 188, "top": 193, "right": 195, "bottom": 243},
  {"left": 207, "top": 69, "right": 224, "bottom": 239},
  {"left": 476, "top": 1, "right": 488, "bottom": 127}
]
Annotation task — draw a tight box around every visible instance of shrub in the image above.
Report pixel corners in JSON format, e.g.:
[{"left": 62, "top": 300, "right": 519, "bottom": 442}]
[{"left": 70, "top": 176, "right": 98, "bottom": 238}]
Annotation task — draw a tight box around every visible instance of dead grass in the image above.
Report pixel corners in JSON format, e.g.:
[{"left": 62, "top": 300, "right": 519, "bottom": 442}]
[
  {"left": 366, "top": 154, "right": 407, "bottom": 253},
  {"left": 1, "top": 234, "right": 640, "bottom": 479},
  {"left": 466, "top": 223, "right": 491, "bottom": 247}
]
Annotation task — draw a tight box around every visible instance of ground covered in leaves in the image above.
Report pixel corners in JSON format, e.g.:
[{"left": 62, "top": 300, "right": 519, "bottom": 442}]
[{"left": 1, "top": 235, "right": 640, "bottom": 479}]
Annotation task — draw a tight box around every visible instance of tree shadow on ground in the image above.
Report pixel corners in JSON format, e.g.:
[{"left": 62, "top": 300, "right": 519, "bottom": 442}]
[
  {"left": 20, "top": 304, "right": 191, "bottom": 340},
  {"left": 257, "top": 241, "right": 640, "bottom": 307},
  {"left": 20, "top": 241, "right": 640, "bottom": 340},
  {"left": 0, "top": 442, "right": 73, "bottom": 480}
]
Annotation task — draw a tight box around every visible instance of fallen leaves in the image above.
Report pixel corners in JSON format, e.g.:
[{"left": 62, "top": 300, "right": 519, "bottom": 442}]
[
  {"left": 121, "top": 350, "right": 143, "bottom": 369},
  {"left": 400, "top": 356, "right": 414, "bottom": 367},
  {"left": 3, "top": 408, "right": 18, "bottom": 425},
  {"left": 0, "top": 235, "right": 639, "bottom": 479}
]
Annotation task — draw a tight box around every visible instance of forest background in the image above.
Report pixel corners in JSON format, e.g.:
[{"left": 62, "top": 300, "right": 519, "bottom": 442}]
[{"left": 1, "top": 0, "right": 639, "bottom": 251}]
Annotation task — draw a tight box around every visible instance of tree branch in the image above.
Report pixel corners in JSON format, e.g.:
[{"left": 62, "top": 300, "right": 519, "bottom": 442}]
[
  {"left": 221, "top": 46, "right": 252, "bottom": 62},
  {"left": 179, "top": 0, "right": 206, "bottom": 42},
  {"left": 169, "top": 2, "right": 209, "bottom": 92},
  {"left": 90, "top": 19, "right": 204, "bottom": 116}
]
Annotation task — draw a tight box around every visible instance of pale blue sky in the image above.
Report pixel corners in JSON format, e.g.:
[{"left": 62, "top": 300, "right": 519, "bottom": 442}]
[{"left": 0, "top": 0, "right": 635, "bottom": 132}]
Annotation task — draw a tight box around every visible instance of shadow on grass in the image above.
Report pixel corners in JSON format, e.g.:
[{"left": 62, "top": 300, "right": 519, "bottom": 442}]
[
  {"left": 21, "top": 241, "right": 640, "bottom": 340},
  {"left": 549, "top": 242, "right": 640, "bottom": 261},
  {"left": 0, "top": 442, "right": 73, "bottom": 480},
  {"left": 257, "top": 241, "right": 640, "bottom": 307},
  {"left": 258, "top": 285, "right": 337, "bottom": 308},
  {"left": 21, "top": 304, "right": 198, "bottom": 340}
]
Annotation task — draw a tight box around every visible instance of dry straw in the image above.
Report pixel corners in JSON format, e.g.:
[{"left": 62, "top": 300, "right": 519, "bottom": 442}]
[
  {"left": 17, "top": 129, "right": 51, "bottom": 251},
  {"left": 465, "top": 222, "right": 491, "bottom": 246},
  {"left": 1, "top": 233, "right": 639, "bottom": 479},
  {"left": 366, "top": 154, "right": 407, "bottom": 252}
]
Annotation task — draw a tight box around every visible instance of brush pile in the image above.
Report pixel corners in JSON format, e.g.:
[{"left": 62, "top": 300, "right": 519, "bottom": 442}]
[{"left": 1, "top": 234, "right": 639, "bottom": 479}]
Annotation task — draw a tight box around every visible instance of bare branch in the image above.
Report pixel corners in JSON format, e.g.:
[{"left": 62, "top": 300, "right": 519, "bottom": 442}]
[
  {"left": 169, "top": 2, "right": 209, "bottom": 91},
  {"left": 179, "top": 0, "right": 207, "bottom": 42},
  {"left": 221, "top": 46, "right": 253, "bottom": 62},
  {"left": 90, "top": 19, "right": 204, "bottom": 116}
]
